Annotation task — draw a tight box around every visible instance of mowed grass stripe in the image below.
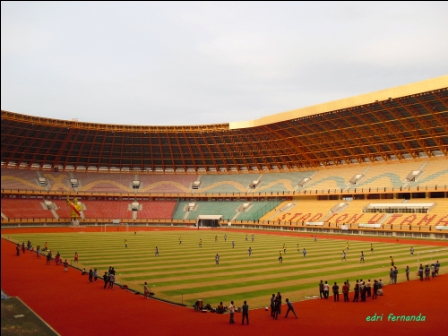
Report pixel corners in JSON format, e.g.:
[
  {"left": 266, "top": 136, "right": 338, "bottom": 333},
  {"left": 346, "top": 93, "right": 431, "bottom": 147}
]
[
  {"left": 4, "top": 231, "right": 447, "bottom": 308},
  {"left": 76, "top": 244, "right": 435, "bottom": 266},
  {"left": 123, "top": 253, "right": 448, "bottom": 289},
  {"left": 119, "top": 249, "right": 441, "bottom": 284},
  {"left": 158, "top": 255, "right": 448, "bottom": 296}
]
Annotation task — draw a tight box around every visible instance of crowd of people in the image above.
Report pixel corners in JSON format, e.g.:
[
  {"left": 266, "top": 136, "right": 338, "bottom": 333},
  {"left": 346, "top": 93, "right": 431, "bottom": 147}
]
[
  {"left": 318, "top": 259, "right": 441, "bottom": 303},
  {"left": 194, "top": 291, "right": 297, "bottom": 325},
  {"left": 320, "top": 278, "right": 384, "bottom": 302}
]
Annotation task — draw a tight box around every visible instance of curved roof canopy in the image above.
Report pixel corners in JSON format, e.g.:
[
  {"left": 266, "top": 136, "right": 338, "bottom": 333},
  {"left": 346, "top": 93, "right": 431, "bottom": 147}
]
[{"left": 2, "top": 77, "right": 447, "bottom": 173}]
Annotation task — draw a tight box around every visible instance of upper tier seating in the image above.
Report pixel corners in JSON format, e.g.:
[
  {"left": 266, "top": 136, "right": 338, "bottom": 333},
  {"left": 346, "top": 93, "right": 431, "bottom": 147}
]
[
  {"left": 256, "top": 171, "right": 316, "bottom": 193},
  {"left": 1, "top": 170, "right": 46, "bottom": 191},
  {"left": 196, "top": 174, "right": 257, "bottom": 193},
  {"left": 1, "top": 157, "right": 446, "bottom": 195},
  {"left": 138, "top": 174, "right": 197, "bottom": 193}
]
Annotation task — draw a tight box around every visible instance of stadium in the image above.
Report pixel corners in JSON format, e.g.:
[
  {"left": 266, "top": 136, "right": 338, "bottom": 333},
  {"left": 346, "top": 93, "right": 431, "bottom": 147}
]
[{"left": 1, "top": 76, "right": 448, "bottom": 335}]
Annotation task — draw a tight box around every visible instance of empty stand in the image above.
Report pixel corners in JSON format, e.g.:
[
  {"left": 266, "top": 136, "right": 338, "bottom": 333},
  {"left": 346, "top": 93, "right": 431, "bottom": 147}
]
[
  {"left": 81, "top": 200, "right": 133, "bottom": 219},
  {"left": 258, "top": 171, "right": 315, "bottom": 193},
  {"left": 197, "top": 174, "right": 255, "bottom": 193},
  {"left": 138, "top": 174, "right": 197, "bottom": 193},
  {"left": 1, "top": 198, "right": 55, "bottom": 219},
  {"left": 1, "top": 170, "right": 44, "bottom": 191},
  {"left": 137, "top": 201, "right": 177, "bottom": 220}
]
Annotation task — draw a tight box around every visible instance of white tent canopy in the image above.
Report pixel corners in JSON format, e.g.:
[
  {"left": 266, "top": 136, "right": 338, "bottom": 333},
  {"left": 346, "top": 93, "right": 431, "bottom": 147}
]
[{"left": 196, "top": 215, "right": 223, "bottom": 227}]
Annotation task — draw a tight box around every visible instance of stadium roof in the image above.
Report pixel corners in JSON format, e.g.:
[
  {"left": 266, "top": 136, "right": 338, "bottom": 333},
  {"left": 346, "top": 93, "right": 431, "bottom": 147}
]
[{"left": 2, "top": 76, "right": 447, "bottom": 173}]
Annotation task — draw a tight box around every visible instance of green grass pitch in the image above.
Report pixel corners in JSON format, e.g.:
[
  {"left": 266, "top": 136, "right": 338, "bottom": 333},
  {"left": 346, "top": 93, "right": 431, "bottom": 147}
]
[{"left": 4, "top": 230, "right": 447, "bottom": 309}]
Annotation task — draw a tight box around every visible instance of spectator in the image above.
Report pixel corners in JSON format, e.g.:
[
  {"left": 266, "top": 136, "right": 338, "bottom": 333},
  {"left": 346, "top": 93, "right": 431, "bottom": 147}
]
[
  {"left": 323, "top": 281, "right": 330, "bottom": 299},
  {"left": 241, "top": 301, "right": 249, "bottom": 325},
  {"left": 284, "top": 298, "right": 298, "bottom": 318},
  {"left": 229, "top": 301, "right": 235, "bottom": 324},
  {"left": 332, "top": 282, "right": 339, "bottom": 302},
  {"left": 342, "top": 282, "right": 349, "bottom": 302}
]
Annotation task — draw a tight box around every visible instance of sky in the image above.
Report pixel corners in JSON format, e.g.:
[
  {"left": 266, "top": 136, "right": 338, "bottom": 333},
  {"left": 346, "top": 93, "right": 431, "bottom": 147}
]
[{"left": 1, "top": 1, "right": 448, "bottom": 126}]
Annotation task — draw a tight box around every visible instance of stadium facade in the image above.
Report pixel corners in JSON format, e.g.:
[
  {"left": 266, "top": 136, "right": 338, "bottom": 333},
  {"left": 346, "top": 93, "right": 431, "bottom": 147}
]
[{"left": 1, "top": 76, "right": 447, "bottom": 237}]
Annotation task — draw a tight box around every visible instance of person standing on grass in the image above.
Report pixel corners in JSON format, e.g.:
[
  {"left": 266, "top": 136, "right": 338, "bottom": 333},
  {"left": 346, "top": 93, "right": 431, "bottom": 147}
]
[
  {"left": 215, "top": 253, "right": 220, "bottom": 266},
  {"left": 155, "top": 246, "right": 159, "bottom": 256},
  {"left": 179, "top": 236, "right": 182, "bottom": 244},
  {"left": 370, "top": 243, "right": 374, "bottom": 253},
  {"left": 224, "top": 234, "right": 227, "bottom": 242},
  {"left": 251, "top": 234, "right": 254, "bottom": 242},
  {"left": 124, "top": 239, "right": 128, "bottom": 248},
  {"left": 346, "top": 242, "right": 349, "bottom": 250},
  {"left": 144, "top": 282, "right": 149, "bottom": 299},
  {"left": 63, "top": 259, "right": 69, "bottom": 272},
  {"left": 360, "top": 251, "right": 365, "bottom": 263},
  {"left": 199, "top": 239, "right": 202, "bottom": 248},
  {"left": 303, "top": 248, "right": 307, "bottom": 258},
  {"left": 248, "top": 247, "right": 252, "bottom": 257},
  {"left": 229, "top": 301, "right": 235, "bottom": 324},
  {"left": 245, "top": 234, "right": 248, "bottom": 241},
  {"left": 215, "top": 235, "right": 218, "bottom": 242},
  {"left": 284, "top": 298, "right": 298, "bottom": 318},
  {"left": 410, "top": 247, "right": 414, "bottom": 256},
  {"left": 332, "top": 282, "right": 339, "bottom": 302},
  {"left": 103, "top": 272, "right": 109, "bottom": 289},
  {"left": 278, "top": 251, "right": 283, "bottom": 263},
  {"left": 342, "top": 250, "right": 347, "bottom": 261},
  {"left": 342, "top": 282, "right": 349, "bottom": 302},
  {"left": 74, "top": 252, "right": 79, "bottom": 263},
  {"left": 241, "top": 301, "right": 249, "bottom": 325}
]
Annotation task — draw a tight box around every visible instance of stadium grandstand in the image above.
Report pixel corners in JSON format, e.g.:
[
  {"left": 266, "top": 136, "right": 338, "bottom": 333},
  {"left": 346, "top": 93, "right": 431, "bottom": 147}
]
[{"left": 1, "top": 75, "right": 448, "bottom": 238}]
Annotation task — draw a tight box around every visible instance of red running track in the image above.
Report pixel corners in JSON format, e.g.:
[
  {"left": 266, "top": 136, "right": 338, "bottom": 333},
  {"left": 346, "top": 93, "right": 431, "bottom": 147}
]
[{"left": 1, "top": 230, "right": 448, "bottom": 336}]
